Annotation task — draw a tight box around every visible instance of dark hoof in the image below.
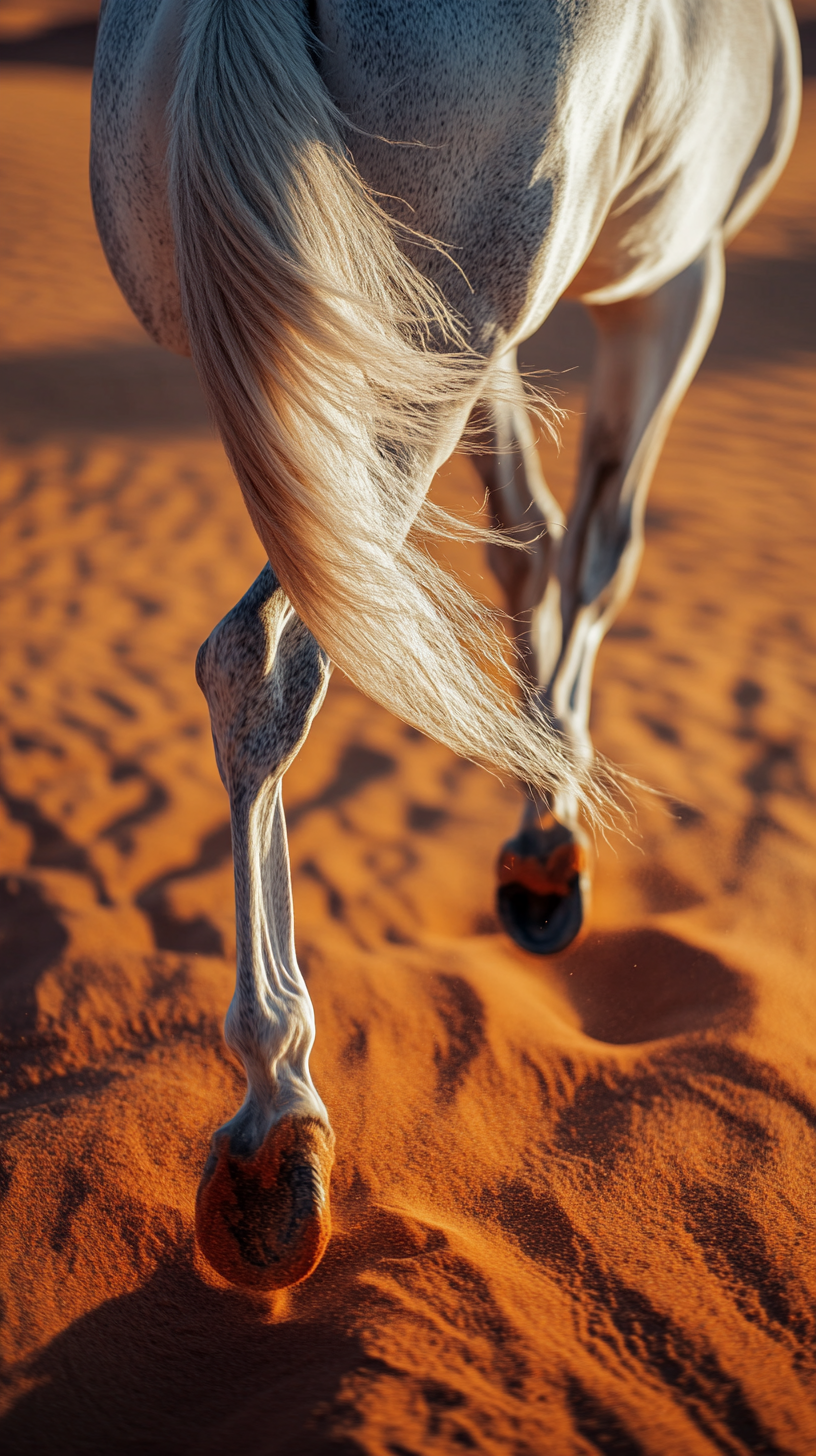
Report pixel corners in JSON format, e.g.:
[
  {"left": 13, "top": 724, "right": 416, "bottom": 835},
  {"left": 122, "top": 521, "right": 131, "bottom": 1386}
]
[
  {"left": 195, "top": 1114, "right": 335, "bottom": 1290},
  {"left": 496, "top": 824, "right": 589, "bottom": 956}
]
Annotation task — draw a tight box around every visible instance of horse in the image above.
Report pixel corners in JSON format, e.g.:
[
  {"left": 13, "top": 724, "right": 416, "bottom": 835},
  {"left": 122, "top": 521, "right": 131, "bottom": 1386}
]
[{"left": 89, "top": 0, "right": 801, "bottom": 1291}]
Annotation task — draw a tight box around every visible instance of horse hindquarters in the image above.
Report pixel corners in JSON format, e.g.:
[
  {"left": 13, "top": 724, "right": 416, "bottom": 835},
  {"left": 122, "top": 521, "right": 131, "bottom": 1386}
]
[{"left": 194, "top": 568, "right": 335, "bottom": 1289}]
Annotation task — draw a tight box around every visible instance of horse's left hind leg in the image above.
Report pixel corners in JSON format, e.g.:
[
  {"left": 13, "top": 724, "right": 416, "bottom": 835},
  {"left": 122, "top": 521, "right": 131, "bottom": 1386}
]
[
  {"left": 194, "top": 565, "right": 334, "bottom": 1289},
  {"left": 479, "top": 237, "right": 726, "bottom": 953}
]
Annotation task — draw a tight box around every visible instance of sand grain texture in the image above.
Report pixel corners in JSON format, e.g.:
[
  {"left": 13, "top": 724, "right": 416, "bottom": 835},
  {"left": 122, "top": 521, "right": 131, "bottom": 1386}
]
[{"left": 1, "top": 33, "right": 815, "bottom": 1456}]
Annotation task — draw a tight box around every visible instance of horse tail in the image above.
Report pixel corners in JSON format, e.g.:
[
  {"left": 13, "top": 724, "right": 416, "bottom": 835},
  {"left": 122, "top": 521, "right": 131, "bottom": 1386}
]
[{"left": 169, "top": 0, "right": 605, "bottom": 818}]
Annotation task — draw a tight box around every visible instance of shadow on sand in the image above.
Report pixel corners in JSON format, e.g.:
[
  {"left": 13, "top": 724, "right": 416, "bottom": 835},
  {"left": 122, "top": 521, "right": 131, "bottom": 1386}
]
[{"left": 0, "top": 1248, "right": 366, "bottom": 1456}]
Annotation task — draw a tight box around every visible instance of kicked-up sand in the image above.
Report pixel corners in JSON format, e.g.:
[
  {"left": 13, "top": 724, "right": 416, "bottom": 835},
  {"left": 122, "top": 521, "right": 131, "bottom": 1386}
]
[{"left": 0, "top": 11, "right": 815, "bottom": 1454}]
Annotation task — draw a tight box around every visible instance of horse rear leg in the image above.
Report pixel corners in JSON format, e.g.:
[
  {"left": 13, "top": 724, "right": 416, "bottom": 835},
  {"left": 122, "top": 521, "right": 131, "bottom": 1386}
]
[
  {"left": 487, "top": 237, "right": 726, "bottom": 953},
  {"left": 471, "top": 358, "right": 587, "bottom": 952},
  {"left": 194, "top": 565, "right": 334, "bottom": 1289},
  {"left": 471, "top": 352, "right": 565, "bottom": 685}
]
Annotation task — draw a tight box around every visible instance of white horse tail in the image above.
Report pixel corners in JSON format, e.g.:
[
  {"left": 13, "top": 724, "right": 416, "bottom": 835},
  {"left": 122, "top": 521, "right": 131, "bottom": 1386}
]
[{"left": 169, "top": 0, "right": 603, "bottom": 818}]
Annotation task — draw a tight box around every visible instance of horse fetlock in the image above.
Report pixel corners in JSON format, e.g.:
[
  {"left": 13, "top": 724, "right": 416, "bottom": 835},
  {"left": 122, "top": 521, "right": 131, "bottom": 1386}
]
[{"left": 224, "top": 1001, "right": 325, "bottom": 1120}]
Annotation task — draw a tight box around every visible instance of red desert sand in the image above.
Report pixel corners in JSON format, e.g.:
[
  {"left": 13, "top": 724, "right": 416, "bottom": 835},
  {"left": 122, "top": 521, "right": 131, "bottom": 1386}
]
[{"left": 1, "top": 7, "right": 815, "bottom": 1452}]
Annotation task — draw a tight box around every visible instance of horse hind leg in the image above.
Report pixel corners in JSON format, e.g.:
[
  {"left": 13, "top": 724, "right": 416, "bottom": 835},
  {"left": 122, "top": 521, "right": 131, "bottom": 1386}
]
[
  {"left": 194, "top": 565, "right": 334, "bottom": 1290},
  {"left": 472, "top": 354, "right": 587, "bottom": 954},
  {"left": 471, "top": 352, "right": 565, "bottom": 685},
  {"left": 486, "top": 237, "right": 726, "bottom": 955}
]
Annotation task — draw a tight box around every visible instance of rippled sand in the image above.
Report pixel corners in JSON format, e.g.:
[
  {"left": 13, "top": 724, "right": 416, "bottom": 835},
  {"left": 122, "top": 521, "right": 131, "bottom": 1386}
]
[{"left": 1, "top": 20, "right": 815, "bottom": 1455}]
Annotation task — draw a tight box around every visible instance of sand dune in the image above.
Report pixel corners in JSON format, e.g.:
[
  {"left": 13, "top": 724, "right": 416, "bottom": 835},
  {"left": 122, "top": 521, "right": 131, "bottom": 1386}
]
[{"left": 1, "top": 20, "right": 815, "bottom": 1456}]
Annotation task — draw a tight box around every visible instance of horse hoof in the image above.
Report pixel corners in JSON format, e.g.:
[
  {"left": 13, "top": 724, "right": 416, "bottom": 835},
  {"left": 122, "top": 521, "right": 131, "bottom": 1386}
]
[
  {"left": 496, "top": 823, "right": 589, "bottom": 956},
  {"left": 195, "top": 1113, "right": 335, "bottom": 1290}
]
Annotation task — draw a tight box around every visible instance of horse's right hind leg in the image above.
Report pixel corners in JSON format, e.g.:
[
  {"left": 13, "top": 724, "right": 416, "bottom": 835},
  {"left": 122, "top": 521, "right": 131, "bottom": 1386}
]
[
  {"left": 194, "top": 565, "right": 335, "bottom": 1289},
  {"left": 472, "top": 355, "right": 590, "bottom": 955},
  {"left": 478, "top": 239, "right": 726, "bottom": 954}
]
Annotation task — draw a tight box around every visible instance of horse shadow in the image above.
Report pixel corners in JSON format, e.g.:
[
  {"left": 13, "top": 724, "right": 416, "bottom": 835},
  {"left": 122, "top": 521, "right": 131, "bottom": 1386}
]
[{"left": 0, "top": 1247, "right": 366, "bottom": 1456}]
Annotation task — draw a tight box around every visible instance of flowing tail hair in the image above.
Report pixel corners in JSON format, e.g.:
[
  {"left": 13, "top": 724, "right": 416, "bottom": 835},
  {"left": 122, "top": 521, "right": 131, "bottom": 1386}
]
[{"left": 169, "top": 0, "right": 609, "bottom": 821}]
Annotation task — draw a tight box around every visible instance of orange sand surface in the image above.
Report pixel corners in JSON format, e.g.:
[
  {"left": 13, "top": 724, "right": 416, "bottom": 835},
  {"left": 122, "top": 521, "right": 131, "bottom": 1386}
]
[{"left": 1, "top": 25, "right": 815, "bottom": 1456}]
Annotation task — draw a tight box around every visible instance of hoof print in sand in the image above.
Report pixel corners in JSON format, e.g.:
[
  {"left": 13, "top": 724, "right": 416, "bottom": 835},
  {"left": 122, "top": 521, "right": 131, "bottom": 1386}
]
[{"left": 195, "top": 1114, "right": 335, "bottom": 1290}]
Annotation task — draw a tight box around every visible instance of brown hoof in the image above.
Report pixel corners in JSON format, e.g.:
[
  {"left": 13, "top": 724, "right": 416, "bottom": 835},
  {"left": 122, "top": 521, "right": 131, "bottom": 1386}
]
[
  {"left": 195, "top": 1114, "right": 335, "bottom": 1290},
  {"left": 497, "top": 838, "right": 586, "bottom": 898},
  {"left": 496, "top": 823, "right": 590, "bottom": 956}
]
